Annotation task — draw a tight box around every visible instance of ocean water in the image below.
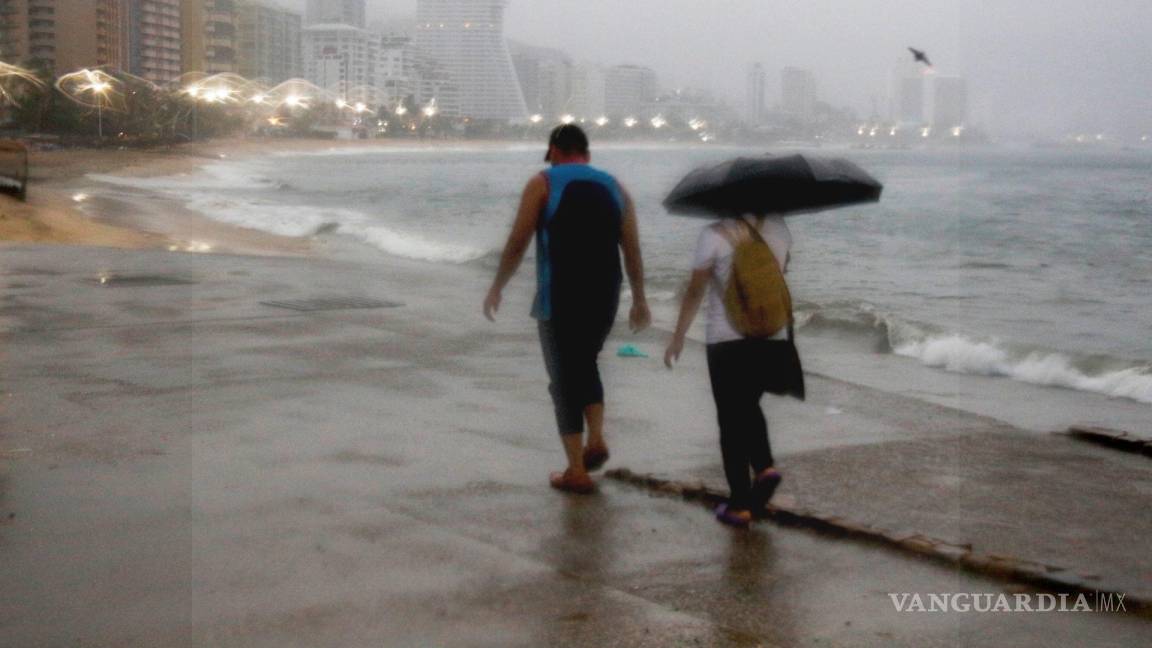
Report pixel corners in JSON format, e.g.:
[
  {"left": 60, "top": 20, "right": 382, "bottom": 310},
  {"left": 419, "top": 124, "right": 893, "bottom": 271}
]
[{"left": 90, "top": 144, "right": 1152, "bottom": 407}]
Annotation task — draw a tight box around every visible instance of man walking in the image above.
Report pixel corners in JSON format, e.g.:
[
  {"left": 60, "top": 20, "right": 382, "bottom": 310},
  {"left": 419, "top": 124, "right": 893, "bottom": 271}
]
[{"left": 484, "top": 125, "right": 650, "bottom": 494}]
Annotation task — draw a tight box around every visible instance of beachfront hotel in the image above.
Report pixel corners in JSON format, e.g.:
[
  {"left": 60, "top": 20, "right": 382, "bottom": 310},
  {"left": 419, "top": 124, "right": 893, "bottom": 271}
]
[
  {"left": 604, "top": 64, "right": 657, "bottom": 119},
  {"left": 932, "top": 75, "right": 969, "bottom": 131},
  {"left": 781, "top": 66, "right": 817, "bottom": 121},
  {"left": 509, "top": 41, "right": 571, "bottom": 118},
  {"left": 237, "top": 0, "right": 302, "bottom": 84},
  {"left": 124, "top": 0, "right": 183, "bottom": 84},
  {"left": 302, "top": 22, "right": 375, "bottom": 98},
  {"left": 413, "top": 0, "right": 527, "bottom": 122},
  {"left": 0, "top": 0, "right": 124, "bottom": 76},
  {"left": 180, "top": 0, "right": 239, "bottom": 75}
]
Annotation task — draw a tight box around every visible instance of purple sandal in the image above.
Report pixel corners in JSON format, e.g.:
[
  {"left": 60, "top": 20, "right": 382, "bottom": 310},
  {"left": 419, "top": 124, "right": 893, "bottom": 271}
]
[{"left": 714, "top": 503, "right": 752, "bottom": 528}]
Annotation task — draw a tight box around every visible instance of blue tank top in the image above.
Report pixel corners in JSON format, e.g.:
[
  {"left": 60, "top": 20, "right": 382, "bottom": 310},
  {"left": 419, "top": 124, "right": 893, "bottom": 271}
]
[{"left": 532, "top": 164, "right": 625, "bottom": 321}]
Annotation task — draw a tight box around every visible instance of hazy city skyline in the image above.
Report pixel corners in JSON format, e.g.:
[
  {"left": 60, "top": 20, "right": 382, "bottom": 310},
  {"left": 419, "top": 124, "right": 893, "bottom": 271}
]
[{"left": 281, "top": 0, "right": 1151, "bottom": 137}]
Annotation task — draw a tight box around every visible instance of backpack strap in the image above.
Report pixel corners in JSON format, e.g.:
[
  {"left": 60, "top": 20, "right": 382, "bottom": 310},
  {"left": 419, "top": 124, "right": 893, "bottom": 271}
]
[
  {"left": 740, "top": 217, "right": 769, "bottom": 245},
  {"left": 713, "top": 221, "right": 738, "bottom": 247},
  {"left": 716, "top": 218, "right": 763, "bottom": 248}
]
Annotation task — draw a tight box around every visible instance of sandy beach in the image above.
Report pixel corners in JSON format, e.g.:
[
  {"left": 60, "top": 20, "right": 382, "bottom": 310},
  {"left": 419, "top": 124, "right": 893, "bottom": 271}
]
[{"left": 0, "top": 137, "right": 482, "bottom": 256}]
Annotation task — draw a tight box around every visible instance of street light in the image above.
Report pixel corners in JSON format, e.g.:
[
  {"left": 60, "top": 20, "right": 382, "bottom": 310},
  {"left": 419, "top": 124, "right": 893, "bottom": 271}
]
[
  {"left": 75, "top": 72, "right": 112, "bottom": 138},
  {"left": 87, "top": 79, "right": 111, "bottom": 138},
  {"left": 183, "top": 84, "right": 204, "bottom": 138},
  {"left": 55, "top": 69, "right": 121, "bottom": 139}
]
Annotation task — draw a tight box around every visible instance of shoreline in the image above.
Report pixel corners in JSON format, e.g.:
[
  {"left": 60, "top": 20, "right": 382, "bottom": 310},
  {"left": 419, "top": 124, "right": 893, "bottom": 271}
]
[
  {"left": 4, "top": 137, "right": 1149, "bottom": 433},
  {"left": 3, "top": 137, "right": 512, "bottom": 257}
]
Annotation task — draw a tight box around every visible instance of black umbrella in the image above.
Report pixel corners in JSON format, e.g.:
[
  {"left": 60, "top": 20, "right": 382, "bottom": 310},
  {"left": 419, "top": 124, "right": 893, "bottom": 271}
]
[{"left": 663, "top": 154, "right": 883, "bottom": 217}]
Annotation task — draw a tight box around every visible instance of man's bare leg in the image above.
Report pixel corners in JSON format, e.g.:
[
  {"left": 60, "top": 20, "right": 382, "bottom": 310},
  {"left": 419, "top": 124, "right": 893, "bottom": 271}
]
[
  {"left": 550, "top": 433, "right": 594, "bottom": 492},
  {"left": 585, "top": 403, "right": 607, "bottom": 453},
  {"left": 561, "top": 433, "right": 587, "bottom": 476}
]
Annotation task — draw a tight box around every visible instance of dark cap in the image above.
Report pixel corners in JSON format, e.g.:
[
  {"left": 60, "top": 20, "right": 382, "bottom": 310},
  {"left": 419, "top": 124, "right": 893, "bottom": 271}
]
[{"left": 544, "top": 124, "right": 589, "bottom": 162}]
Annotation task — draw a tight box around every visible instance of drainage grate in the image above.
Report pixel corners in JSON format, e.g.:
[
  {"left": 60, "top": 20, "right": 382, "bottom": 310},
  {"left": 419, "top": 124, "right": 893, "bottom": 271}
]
[
  {"left": 260, "top": 297, "right": 404, "bottom": 312},
  {"left": 87, "top": 274, "right": 198, "bottom": 287}
]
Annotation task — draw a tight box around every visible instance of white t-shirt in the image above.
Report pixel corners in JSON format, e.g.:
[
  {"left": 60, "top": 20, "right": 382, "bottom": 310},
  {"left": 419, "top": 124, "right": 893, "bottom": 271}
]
[{"left": 692, "top": 215, "right": 793, "bottom": 344}]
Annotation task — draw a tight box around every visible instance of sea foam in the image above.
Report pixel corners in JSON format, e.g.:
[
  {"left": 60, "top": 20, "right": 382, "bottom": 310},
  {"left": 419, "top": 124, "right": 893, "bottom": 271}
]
[
  {"left": 893, "top": 334, "right": 1152, "bottom": 404},
  {"left": 796, "top": 301, "right": 1152, "bottom": 405},
  {"left": 89, "top": 167, "right": 491, "bottom": 264}
]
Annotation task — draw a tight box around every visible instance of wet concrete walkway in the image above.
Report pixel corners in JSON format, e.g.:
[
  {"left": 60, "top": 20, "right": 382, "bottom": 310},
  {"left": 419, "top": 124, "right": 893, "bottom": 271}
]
[{"left": 1, "top": 244, "right": 1148, "bottom": 646}]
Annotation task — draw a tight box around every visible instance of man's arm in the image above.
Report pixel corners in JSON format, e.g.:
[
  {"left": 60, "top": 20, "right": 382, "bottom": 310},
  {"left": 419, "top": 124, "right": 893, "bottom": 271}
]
[
  {"left": 483, "top": 174, "right": 547, "bottom": 321},
  {"left": 618, "top": 186, "right": 651, "bottom": 332}
]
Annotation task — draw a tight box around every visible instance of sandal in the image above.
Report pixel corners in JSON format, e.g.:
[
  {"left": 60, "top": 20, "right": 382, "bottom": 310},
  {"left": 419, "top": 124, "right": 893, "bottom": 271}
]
[
  {"left": 714, "top": 503, "right": 752, "bottom": 528},
  {"left": 550, "top": 470, "right": 595, "bottom": 495},
  {"left": 751, "top": 469, "right": 783, "bottom": 511},
  {"left": 583, "top": 446, "right": 610, "bottom": 472}
]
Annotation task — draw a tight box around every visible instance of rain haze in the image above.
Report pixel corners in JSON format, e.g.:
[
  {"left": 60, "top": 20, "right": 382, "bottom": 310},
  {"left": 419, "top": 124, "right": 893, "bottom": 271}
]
[
  {"left": 3, "top": 0, "right": 1152, "bottom": 645},
  {"left": 285, "top": 0, "right": 1152, "bottom": 136}
]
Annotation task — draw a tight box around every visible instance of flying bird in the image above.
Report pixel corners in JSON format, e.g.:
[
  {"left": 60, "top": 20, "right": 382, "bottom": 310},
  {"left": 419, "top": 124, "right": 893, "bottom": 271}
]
[{"left": 908, "top": 47, "right": 933, "bottom": 67}]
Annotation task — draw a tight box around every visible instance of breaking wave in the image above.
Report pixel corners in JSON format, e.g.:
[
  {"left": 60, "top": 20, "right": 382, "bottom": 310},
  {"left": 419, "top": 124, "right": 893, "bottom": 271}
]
[
  {"left": 797, "top": 301, "right": 1152, "bottom": 405},
  {"left": 89, "top": 168, "right": 492, "bottom": 264}
]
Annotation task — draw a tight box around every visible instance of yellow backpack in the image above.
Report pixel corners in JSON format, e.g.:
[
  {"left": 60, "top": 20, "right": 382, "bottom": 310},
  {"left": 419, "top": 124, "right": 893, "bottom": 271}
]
[{"left": 719, "top": 219, "right": 793, "bottom": 338}]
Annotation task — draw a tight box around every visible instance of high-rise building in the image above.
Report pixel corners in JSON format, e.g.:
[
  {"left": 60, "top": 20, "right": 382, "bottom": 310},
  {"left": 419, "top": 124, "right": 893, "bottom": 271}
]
[
  {"left": 889, "top": 59, "right": 927, "bottom": 125},
  {"left": 604, "top": 64, "right": 657, "bottom": 119},
  {"left": 746, "top": 62, "right": 767, "bottom": 124},
  {"left": 413, "top": 0, "right": 527, "bottom": 121},
  {"left": 180, "top": 0, "right": 238, "bottom": 74},
  {"left": 932, "top": 76, "right": 968, "bottom": 130},
  {"left": 375, "top": 35, "right": 412, "bottom": 106},
  {"left": 897, "top": 76, "right": 925, "bottom": 124},
  {"left": 305, "top": 0, "right": 366, "bottom": 28},
  {"left": 781, "top": 66, "right": 816, "bottom": 119},
  {"left": 567, "top": 63, "right": 605, "bottom": 119},
  {"left": 0, "top": 0, "right": 124, "bottom": 76},
  {"left": 412, "top": 54, "right": 460, "bottom": 117},
  {"left": 125, "top": 0, "right": 183, "bottom": 84},
  {"left": 237, "top": 0, "right": 302, "bottom": 83},
  {"left": 509, "top": 42, "right": 570, "bottom": 118},
  {"left": 302, "top": 23, "right": 375, "bottom": 97}
]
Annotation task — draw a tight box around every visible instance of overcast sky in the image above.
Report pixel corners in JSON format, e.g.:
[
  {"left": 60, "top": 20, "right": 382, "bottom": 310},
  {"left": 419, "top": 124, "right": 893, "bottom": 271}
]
[{"left": 282, "top": 0, "right": 1152, "bottom": 136}]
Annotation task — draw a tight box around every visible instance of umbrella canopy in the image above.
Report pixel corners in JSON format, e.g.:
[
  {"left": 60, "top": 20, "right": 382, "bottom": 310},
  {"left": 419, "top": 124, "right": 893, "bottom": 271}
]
[{"left": 663, "top": 154, "right": 883, "bottom": 217}]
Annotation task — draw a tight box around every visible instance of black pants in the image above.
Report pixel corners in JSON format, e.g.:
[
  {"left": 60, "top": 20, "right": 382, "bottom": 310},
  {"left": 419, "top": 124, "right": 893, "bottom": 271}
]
[
  {"left": 707, "top": 338, "right": 800, "bottom": 509},
  {"left": 538, "top": 308, "right": 616, "bottom": 436}
]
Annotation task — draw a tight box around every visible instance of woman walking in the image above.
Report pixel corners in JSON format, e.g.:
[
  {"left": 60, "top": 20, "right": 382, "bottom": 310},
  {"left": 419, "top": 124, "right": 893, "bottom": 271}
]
[{"left": 664, "top": 214, "right": 805, "bottom": 527}]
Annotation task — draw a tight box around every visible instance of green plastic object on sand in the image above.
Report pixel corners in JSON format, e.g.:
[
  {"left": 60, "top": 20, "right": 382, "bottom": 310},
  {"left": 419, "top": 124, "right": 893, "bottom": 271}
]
[{"left": 616, "top": 344, "right": 649, "bottom": 359}]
